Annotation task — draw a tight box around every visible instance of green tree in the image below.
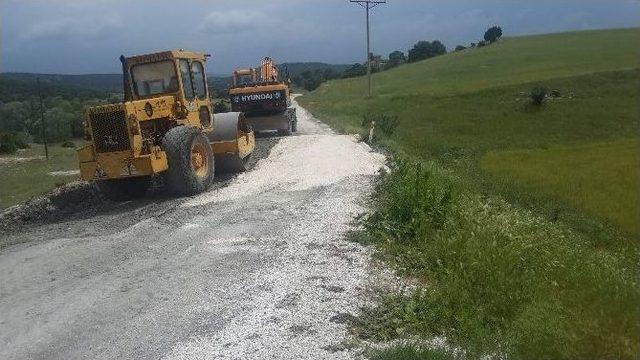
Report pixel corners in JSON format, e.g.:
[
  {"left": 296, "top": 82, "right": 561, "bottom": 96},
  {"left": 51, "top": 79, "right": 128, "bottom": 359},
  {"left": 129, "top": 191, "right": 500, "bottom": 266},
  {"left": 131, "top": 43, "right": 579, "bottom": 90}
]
[
  {"left": 484, "top": 26, "right": 503, "bottom": 43},
  {"left": 0, "top": 130, "right": 18, "bottom": 154},
  {"left": 41, "top": 107, "right": 76, "bottom": 142},
  {"left": 342, "top": 63, "right": 367, "bottom": 78},
  {"left": 408, "top": 40, "right": 447, "bottom": 63},
  {"left": 0, "top": 101, "right": 32, "bottom": 133},
  {"left": 386, "top": 50, "right": 407, "bottom": 70}
]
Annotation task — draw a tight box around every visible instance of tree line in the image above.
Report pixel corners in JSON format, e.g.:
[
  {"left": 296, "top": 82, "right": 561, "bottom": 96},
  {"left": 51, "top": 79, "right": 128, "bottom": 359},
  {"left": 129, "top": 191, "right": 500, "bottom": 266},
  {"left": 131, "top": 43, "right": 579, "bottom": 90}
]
[
  {"left": 293, "top": 26, "right": 503, "bottom": 91},
  {"left": 0, "top": 77, "right": 112, "bottom": 153}
]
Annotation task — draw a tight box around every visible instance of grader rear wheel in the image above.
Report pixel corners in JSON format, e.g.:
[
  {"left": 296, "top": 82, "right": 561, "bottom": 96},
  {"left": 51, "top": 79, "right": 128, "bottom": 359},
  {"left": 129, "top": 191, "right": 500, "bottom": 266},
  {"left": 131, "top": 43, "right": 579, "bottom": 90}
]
[
  {"left": 162, "top": 126, "right": 215, "bottom": 196},
  {"left": 277, "top": 120, "right": 292, "bottom": 137}
]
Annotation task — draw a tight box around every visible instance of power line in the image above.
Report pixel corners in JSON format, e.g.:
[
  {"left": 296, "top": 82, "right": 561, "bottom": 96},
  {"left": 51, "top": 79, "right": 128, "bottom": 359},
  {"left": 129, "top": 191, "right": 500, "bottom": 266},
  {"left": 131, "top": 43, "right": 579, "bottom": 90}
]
[{"left": 349, "top": 0, "right": 386, "bottom": 97}]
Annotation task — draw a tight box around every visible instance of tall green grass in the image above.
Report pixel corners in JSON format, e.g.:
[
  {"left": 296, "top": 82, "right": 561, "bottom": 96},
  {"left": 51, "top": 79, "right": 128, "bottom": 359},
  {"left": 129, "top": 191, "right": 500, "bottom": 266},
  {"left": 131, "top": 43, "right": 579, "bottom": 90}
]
[
  {"left": 481, "top": 138, "right": 640, "bottom": 236},
  {"left": 0, "top": 143, "right": 79, "bottom": 209},
  {"left": 369, "top": 345, "right": 456, "bottom": 360},
  {"left": 300, "top": 38, "right": 640, "bottom": 241},
  {"left": 300, "top": 28, "right": 640, "bottom": 358},
  {"left": 353, "top": 159, "right": 639, "bottom": 359}
]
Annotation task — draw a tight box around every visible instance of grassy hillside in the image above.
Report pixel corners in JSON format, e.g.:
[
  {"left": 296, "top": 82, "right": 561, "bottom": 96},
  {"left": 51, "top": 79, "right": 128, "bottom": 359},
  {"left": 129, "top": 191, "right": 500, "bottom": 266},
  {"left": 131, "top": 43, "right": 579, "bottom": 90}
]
[
  {"left": 300, "top": 28, "right": 640, "bottom": 239},
  {"left": 299, "top": 28, "right": 640, "bottom": 359},
  {"left": 311, "top": 28, "right": 638, "bottom": 100}
]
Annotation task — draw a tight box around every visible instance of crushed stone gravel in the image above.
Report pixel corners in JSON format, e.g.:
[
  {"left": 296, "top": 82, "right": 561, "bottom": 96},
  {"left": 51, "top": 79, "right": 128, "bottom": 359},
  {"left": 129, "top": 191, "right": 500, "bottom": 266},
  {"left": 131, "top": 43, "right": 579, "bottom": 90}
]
[{"left": 0, "top": 98, "right": 388, "bottom": 360}]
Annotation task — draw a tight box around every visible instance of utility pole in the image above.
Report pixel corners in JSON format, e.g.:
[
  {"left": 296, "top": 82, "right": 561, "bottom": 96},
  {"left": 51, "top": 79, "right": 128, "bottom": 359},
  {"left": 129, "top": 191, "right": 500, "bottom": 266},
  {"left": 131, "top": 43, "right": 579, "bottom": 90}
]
[
  {"left": 36, "top": 77, "right": 49, "bottom": 160},
  {"left": 350, "top": 0, "right": 386, "bottom": 97}
]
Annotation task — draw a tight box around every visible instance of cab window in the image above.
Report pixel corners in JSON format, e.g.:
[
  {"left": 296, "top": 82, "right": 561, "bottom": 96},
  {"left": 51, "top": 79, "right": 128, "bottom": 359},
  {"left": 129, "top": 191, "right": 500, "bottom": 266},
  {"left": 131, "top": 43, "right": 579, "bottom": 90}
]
[
  {"left": 179, "top": 59, "right": 195, "bottom": 101},
  {"left": 191, "top": 61, "right": 207, "bottom": 100},
  {"left": 131, "top": 61, "right": 178, "bottom": 97}
]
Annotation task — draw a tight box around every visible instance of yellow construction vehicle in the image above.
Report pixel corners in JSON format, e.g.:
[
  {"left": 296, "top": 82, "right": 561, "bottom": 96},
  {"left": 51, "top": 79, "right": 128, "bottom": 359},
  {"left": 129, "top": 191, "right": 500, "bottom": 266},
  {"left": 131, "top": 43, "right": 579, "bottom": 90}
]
[
  {"left": 229, "top": 57, "right": 297, "bottom": 136},
  {"left": 77, "top": 50, "right": 255, "bottom": 200}
]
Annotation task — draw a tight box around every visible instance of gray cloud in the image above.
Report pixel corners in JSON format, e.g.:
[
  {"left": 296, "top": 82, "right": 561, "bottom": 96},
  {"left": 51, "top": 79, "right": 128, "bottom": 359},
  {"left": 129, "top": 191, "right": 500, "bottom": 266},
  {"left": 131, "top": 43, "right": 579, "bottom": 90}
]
[
  {"left": 1, "top": 0, "right": 638, "bottom": 74},
  {"left": 20, "top": 15, "right": 123, "bottom": 42},
  {"left": 200, "top": 10, "right": 280, "bottom": 35}
]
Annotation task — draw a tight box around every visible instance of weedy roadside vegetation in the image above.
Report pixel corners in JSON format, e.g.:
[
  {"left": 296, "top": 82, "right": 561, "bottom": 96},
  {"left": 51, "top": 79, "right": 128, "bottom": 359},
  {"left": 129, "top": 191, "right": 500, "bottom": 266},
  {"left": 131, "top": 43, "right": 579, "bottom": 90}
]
[
  {"left": 300, "top": 28, "right": 640, "bottom": 359},
  {"left": 368, "top": 345, "right": 457, "bottom": 360},
  {"left": 360, "top": 113, "right": 400, "bottom": 144},
  {"left": 350, "top": 158, "right": 639, "bottom": 359},
  {"left": 0, "top": 143, "right": 79, "bottom": 209}
]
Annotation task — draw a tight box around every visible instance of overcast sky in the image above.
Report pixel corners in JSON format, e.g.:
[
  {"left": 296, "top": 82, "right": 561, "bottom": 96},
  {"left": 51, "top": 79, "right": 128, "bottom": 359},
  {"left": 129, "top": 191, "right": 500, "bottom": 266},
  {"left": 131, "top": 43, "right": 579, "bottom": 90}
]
[{"left": 1, "top": 0, "right": 638, "bottom": 75}]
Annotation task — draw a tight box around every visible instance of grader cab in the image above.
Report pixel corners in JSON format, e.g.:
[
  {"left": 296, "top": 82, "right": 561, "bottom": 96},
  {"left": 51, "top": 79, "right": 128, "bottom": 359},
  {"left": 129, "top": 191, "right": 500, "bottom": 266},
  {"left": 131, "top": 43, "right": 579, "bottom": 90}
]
[{"left": 77, "top": 50, "right": 255, "bottom": 200}]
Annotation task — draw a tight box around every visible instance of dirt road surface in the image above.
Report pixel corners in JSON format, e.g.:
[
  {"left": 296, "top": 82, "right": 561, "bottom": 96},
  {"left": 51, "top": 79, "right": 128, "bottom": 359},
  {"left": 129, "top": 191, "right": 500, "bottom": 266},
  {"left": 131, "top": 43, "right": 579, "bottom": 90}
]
[{"left": 0, "top": 99, "right": 386, "bottom": 359}]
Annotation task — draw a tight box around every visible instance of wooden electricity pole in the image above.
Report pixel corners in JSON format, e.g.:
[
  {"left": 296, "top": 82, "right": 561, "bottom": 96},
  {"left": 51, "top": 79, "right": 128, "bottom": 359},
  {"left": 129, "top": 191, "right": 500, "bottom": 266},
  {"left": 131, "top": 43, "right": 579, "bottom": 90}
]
[
  {"left": 350, "top": 0, "right": 386, "bottom": 97},
  {"left": 36, "top": 77, "right": 49, "bottom": 160}
]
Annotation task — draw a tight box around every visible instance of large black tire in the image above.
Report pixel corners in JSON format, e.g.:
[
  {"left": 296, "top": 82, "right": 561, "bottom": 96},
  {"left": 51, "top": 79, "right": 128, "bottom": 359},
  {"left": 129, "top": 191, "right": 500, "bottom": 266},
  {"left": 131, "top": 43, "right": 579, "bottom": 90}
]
[
  {"left": 96, "top": 176, "right": 151, "bottom": 201},
  {"left": 291, "top": 109, "right": 298, "bottom": 133},
  {"left": 277, "top": 120, "right": 293, "bottom": 137},
  {"left": 162, "top": 126, "right": 215, "bottom": 196}
]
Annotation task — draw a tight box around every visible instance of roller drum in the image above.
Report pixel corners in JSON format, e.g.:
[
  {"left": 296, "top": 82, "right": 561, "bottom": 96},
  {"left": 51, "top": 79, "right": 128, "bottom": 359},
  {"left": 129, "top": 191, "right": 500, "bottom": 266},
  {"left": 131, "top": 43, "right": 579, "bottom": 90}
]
[{"left": 208, "top": 112, "right": 253, "bottom": 173}]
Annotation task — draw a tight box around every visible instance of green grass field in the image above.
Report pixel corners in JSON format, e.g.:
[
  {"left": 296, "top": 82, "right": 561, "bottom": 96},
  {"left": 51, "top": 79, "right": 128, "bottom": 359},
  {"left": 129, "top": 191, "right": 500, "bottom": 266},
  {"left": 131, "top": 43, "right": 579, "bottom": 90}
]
[
  {"left": 300, "top": 28, "right": 640, "bottom": 359},
  {"left": 482, "top": 138, "right": 640, "bottom": 235},
  {"left": 299, "top": 28, "right": 640, "bottom": 239},
  {"left": 0, "top": 143, "right": 80, "bottom": 209}
]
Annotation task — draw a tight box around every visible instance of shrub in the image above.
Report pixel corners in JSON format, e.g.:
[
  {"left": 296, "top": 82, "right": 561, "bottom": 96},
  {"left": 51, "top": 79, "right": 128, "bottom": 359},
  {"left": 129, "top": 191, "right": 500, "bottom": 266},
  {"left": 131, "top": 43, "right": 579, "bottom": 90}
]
[
  {"left": 61, "top": 140, "right": 75, "bottom": 148},
  {"left": 361, "top": 114, "right": 400, "bottom": 143},
  {"left": 362, "top": 159, "right": 453, "bottom": 240},
  {"left": 484, "top": 26, "right": 503, "bottom": 43},
  {"left": 303, "top": 77, "right": 323, "bottom": 91},
  {"left": 408, "top": 40, "right": 447, "bottom": 63},
  {"left": 354, "top": 159, "right": 640, "bottom": 358},
  {"left": 0, "top": 131, "right": 18, "bottom": 154},
  {"left": 369, "top": 345, "right": 456, "bottom": 360},
  {"left": 14, "top": 131, "right": 31, "bottom": 149},
  {"left": 343, "top": 63, "right": 367, "bottom": 78},
  {"left": 213, "top": 101, "right": 229, "bottom": 113},
  {"left": 530, "top": 86, "right": 548, "bottom": 105},
  {"left": 454, "top": 45, "right": 467, "bottom": 52},
  {"left": 386, "top": 50, "right": 407, "bottom": 70}
]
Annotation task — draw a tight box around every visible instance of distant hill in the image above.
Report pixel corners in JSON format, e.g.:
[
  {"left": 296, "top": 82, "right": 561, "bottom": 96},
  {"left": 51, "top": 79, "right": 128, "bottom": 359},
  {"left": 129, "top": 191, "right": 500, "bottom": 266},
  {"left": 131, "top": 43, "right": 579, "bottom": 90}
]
[
  {"left": 0, "top": 62, "right": 351, "bottom": 98},
  {"left": 0, "top": 73, "right": 123, "bottom": 93},
  {"left": 279, "top": 62, "right": 350, "bottom": 78},
  {"left": 0, "top": 75, "right": 108, "bottom": 103}
]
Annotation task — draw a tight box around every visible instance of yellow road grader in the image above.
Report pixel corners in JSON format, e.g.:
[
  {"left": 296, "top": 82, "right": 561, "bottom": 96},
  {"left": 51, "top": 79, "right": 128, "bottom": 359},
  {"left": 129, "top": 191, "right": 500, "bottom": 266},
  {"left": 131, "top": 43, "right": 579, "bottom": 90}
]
[
  {"left": 229, "top": 57, "right": 297, "bottom": 136},
  {"left": 77, "top": 50, "right": 255, "bottom": 200}
]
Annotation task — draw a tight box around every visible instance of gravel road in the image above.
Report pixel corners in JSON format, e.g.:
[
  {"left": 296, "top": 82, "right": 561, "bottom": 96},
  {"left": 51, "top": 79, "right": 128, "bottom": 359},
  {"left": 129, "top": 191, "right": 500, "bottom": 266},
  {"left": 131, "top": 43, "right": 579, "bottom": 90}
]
[{"left": 0, "top": 99, "right": 386, "bottom": 359}]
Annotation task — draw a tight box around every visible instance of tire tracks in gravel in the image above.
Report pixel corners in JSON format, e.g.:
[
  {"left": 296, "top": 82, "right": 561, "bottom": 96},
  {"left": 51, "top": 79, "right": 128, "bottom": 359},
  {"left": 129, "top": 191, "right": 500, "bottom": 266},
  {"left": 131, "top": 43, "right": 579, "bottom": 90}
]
[{"left": 0, "top": 98, "right": 389, "bottom": 360}]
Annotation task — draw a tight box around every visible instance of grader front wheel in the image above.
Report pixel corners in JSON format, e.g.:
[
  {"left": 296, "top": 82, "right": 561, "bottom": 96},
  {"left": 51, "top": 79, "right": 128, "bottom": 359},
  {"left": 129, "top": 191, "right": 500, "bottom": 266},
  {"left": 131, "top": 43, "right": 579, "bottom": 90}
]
[{"left": 162, "top": 126, "right": 215, "bottom": 196}]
